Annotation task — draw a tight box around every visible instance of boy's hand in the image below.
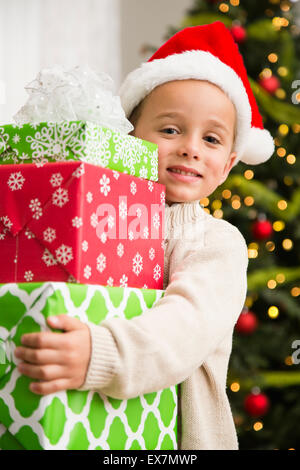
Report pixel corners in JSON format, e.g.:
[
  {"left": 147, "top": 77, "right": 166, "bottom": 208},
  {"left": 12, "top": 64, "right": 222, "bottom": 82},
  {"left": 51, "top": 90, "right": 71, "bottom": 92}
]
[{"left": 14, "top": 315, "right": 91, "bottom": 396}]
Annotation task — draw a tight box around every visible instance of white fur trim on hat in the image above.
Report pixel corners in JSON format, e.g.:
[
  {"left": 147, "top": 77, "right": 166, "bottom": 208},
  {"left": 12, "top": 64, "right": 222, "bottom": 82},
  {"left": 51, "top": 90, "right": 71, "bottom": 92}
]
[{"left": 120, "top": 50, "right": 273, "bottom": 165}]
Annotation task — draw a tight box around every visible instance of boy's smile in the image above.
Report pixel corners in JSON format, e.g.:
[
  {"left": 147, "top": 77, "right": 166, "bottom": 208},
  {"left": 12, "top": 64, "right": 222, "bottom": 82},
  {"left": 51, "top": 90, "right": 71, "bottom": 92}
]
[{"left": 132, "top": 80, "right": 238, "bottom": 205}]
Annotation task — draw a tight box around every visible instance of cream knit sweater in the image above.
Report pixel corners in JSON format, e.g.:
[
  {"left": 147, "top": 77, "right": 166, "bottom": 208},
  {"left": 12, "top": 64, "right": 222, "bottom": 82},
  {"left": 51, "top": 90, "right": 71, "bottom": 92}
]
[{"left": 79, "top": 200, "right": 249, "bottom": 450}]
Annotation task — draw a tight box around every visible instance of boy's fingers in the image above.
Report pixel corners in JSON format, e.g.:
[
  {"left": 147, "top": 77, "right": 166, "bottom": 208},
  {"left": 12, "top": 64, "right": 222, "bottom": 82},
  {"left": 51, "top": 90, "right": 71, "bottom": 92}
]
[
  {"left": 17, "top": 363, "right": 64, "bottom": 382},
  {"left": 30, "top": 378, "right": 73, "bottom": 396},
  {"left": 47, "top": 315, "right": 86, "bottom": 332},
  {"left": 15, "top": 346, "right": 64, "bottom": 365},
  {"left": 21, "top": 331, "right": 67, "bottom": 349}
]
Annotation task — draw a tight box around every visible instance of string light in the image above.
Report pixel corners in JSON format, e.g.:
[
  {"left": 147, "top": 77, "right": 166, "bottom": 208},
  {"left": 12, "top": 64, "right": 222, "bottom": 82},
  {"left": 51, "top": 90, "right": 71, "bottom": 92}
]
[
  {"left": 222, "top": 189, "right": 231, "bottom": 199},
  {"left": 267, "top": 279, "right": 277, "bottom": 289},
  {"left": 268, "top": 306, "right": 279, "bottom": 319},
  {"left": 268, "top": 53, "right": 278, "bottom": 63},
  {"left": 291, "top": 287, "right": 300, "bottom": 297},
  {"left": 273, "top": 220, "right": 285, "bottom": 231},
  {"left": 277, "top": 66, "right": 288, "bottom": 76},
  {"left": 244, "top": 196, "right": 254, "bottom": 206},
  {"left": 266, "top": 241, "right": 275, "bottom": 252},
  {"left": 248, "top": 243, "right": 259, "bottom": 259},
  {"left": 278, "top": 124, "right": 289, "bottom": 136},
  {"left": 219, "top": 3, "right": 230, "bottom": 13},
  {"left": 277, "top": 147, "right": 286, "bottom": 157},
  {"left": 285, "top": 356, "right": 293, "bottom": 366},
  {"left": 276, "top": 273, "right": 285, "bottom": 283},
  {"left": 212, "top": 200, "right": 222, "bottom": 210},
  {"left": 259, "top": 68, "right": 272, "bottom": 79},
  {"left": 230, "top": 0, "right": 240, "bottom": 6},
  {"left": 286, "top": 154, "right": 296, "bottom": 165},
  {"left": 244, "top": 169, "right": 254, "bottom": 180},
  {"left": 253, "top": 421, "right": 263, "bottom": 431},
  {"left": 200, "top": 197, "right": 210, "bottom": 207},
  {"left": 282, "top": 238, "right": 293, "bottom": 250},
  {"left": 275, "top": 88, "right": 286, "bottom": 99},
  {"left": 277, "top": 200, "right": 288, "bottom": 210},
  {"left": 213, "top": 209, "right": 223, "bottom": 219},
  {"left": 230, "top": 382, "right": 240, "bottom": 392}
]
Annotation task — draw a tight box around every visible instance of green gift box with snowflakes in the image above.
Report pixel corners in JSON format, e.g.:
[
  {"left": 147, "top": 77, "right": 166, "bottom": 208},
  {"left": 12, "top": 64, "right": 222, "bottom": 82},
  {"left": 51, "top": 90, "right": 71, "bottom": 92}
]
[
  {"left": 0, "top": 282, "right": 177, "bottom": 450},
  {"left": 0, "top": 120, "right": 158, "bottom": 181}
]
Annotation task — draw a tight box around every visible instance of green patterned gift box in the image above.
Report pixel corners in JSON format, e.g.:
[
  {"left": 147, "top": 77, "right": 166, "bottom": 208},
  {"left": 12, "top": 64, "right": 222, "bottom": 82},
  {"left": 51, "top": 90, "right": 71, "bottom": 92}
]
[
  {"left": 0, "top": 121, "right": 158, "bottom": 181},
  {"left": 0, "top": 282, "right": 177, "bottom": 450}
]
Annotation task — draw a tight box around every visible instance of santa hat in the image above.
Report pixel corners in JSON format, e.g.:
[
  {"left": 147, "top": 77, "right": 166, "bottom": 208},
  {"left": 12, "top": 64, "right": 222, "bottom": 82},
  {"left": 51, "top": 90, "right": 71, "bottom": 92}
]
[{"left": 119, "top": 22, "right": 274, "bottom": 166}]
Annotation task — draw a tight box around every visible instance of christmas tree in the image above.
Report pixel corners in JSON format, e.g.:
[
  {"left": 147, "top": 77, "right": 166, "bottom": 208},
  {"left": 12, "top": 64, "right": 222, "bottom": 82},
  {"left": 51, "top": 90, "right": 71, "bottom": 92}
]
[{"left": 154, "top": 0, "right": 300, "bottom": 450}]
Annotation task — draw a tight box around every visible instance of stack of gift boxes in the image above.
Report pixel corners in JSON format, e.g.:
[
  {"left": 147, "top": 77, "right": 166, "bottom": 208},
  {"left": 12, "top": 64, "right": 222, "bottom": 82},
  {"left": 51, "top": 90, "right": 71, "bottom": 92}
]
[{"left": 0, "top": 120, "right": 177, "bottom": 450}]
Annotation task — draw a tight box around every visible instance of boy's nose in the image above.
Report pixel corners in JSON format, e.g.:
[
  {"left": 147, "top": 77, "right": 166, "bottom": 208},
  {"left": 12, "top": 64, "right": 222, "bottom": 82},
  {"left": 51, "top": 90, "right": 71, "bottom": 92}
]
[{"left": 177, "top": 141, "right": 201, "bottom": 160}]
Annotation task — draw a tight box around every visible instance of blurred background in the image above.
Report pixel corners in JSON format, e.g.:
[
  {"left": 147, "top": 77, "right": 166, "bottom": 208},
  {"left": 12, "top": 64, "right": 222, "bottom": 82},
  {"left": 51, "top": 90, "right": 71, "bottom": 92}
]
[{"left": 1, "top": 0, "right": 300, "bottom": 450}]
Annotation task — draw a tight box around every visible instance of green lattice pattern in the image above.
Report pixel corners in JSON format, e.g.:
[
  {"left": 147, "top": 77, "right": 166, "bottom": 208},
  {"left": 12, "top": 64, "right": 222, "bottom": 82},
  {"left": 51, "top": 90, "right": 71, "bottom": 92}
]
[{"left": 0, "top": 282, "right": 177, "bottom": 450}]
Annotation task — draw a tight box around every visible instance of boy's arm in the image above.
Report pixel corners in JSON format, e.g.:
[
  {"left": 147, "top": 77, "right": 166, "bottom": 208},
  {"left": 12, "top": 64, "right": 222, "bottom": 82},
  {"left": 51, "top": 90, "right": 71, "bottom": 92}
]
[{"left": 78, "top": 224, "right": 248, "bottom": 399}]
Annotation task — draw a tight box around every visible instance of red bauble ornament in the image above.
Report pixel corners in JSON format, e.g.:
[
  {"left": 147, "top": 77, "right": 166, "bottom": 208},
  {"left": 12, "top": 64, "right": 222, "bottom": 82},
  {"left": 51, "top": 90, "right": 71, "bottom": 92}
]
[
  {"left": 230, "top": 25, "right": 247, "bottom": 44},
  {"left": 259, "top": 75, "right": 280, "bottom": 95},
  {"left": 244, "top": 391, "right": 270, "bottom": 417},
  {"left": 252, "top": 219, "right": 273, "bottom": 240},
  {"left": 235, "top": 310, "right": 258, "bottom": 335}
]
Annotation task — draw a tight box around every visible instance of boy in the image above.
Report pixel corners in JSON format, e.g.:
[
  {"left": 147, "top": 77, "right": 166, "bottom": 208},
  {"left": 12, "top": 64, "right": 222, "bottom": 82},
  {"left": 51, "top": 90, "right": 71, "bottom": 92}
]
[{"left": 14, "top": 22, "right": 274, "bottom": 449}]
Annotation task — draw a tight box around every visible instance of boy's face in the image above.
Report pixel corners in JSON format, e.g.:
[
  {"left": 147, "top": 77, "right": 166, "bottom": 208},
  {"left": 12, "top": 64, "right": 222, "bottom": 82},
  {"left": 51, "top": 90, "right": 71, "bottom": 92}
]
[{"left": 132, "top": 79, "right": 237, "bottom": 205}]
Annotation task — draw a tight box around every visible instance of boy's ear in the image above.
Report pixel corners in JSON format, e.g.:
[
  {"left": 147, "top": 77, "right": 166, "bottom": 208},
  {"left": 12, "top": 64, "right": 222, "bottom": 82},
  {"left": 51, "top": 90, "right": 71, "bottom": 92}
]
[{"left": 218, "top": 152, "right": 238, "bottom": 186}]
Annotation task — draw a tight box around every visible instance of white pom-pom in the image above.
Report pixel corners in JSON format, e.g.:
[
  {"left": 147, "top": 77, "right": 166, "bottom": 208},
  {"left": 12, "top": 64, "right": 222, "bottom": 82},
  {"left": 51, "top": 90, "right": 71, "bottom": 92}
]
[{"left": 240, "top": 127, "right": 275, "bottom": 165}]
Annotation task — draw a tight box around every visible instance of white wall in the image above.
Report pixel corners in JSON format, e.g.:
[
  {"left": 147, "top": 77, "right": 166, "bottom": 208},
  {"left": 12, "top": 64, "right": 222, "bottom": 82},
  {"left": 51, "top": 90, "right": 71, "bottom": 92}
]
[
  {"left": 0, "top": 0, "right": 121, "bottom": 124},
  {"left": 120, "top": 0, "right": 193, "bottom": 82}
]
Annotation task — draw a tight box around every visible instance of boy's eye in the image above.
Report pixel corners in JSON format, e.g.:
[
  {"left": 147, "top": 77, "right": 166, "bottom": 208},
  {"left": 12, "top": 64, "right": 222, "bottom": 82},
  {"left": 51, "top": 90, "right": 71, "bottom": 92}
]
[
  {"left": 204, "top": 135, "right": 220, "bottom": 145},
  {"left": 161, "top": 127, "right": 178, "bottom": 135}
]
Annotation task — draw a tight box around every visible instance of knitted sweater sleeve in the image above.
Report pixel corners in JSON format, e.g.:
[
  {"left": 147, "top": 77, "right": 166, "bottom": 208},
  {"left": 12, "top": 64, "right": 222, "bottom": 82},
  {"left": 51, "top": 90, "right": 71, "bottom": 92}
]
[{"left": 78, "top": 221, "right": 248, "bottom": 399}]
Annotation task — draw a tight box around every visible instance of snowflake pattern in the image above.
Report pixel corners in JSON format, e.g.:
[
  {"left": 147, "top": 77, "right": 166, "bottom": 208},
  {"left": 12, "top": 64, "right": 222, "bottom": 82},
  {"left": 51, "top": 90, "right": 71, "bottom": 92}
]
[
  {"left": 72, "top": 216, "right": 83, "bottom": 228},
  {"left": 83, "top": 265, "right": 92, "bottom": 279},
  {"left": 100, "top": 232, "right": 107, "bottom": 244},
  {"left": 119, "top": 200, "right": 127, "bottom": 220},
  {"left": 55, "top": 244, "right": 73, "bottom": 265},
  {"left": 153, "top": 264, "right": 162, "bottom": 281},
  {"left": 96, "top": 253, "right": 106, "bottom": 273},
  {"left": 132, "top": 253, "right": 143, "bottom": 276},
  {"left": 117, "top": 243, "right": 124, "bottom": 258},
  {"left": 43, "top": 227, "right": 56, "bottom": 243},
  {"left": 0, "top": 215, "right": 13, "bottom": 230},
  {"left": 119, "top": 274, "right": 128, "bottom": 288},
  {"left": 52, "top": 188, "right": 69, "bottom": 208},
  {"left": 29, "top": 198, "right": 43, "bottom": 220},
  {"left": 72, "top": 163, "right": 85, "bottom": 178},
  {"left": 148, "top": 181, "right": 154, "bottom": 192},
  {"left": 42, "top": 249, "right": 58, "bottom": 267},
  {"left": 139, "top": 166, "right": 148, "bottom": 180},
  {"left": 25, "top": 121, "right": 83, "bottom": 166},
  {"left": 99, "top": 174, "right": 111, "bottom": 197},
  {"left": 12, "top": 133, "right": 20, "bottom": 144},
  {"left": 24, "top": 270, "right": 34, "bottom": 282},
  {"left": 7, "top": 172, "right": 25, "bottom": 191},
  {"left": 107, "top": 215, "right": 115, "bottom": 229},
  {"left": 160, "top": 192, "right": 166, "bottom": 204},
  {"left": 136, "top": 207, "right": 142, "bottom": 219},
  {"left": 82, "top": 240, "right": 88, "bottom": 252},
  {"left": 128, "top": 230, "right": 134, "bottom": 241},
  {"left": 130, "top": 181, "right": 137, "bottom": 195},
  {"left": 152, "top": 212, "right": 160, "bottom": 230},
  {"left": 90, "top": 213, "right": 98, "bottom": 228},
  {"left": 106, "top": 277, "right": 114, "bottom": 287},
  {"left": 143, "top": 226, "right": 149, "bottom": 239},
  {"left": 149, "top": 248, "right": 155, "bottom": 261},
  {"left": 50, "top": 173, "right": 63, "bottom": 187},
  {"left": 86, "top": 192, "right": 93, "bottom": 203}
]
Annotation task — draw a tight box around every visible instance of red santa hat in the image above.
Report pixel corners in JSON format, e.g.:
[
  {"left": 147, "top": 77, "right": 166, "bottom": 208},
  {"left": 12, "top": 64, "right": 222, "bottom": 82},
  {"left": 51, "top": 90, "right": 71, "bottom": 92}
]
[{"left": 119, "top": 21, "right": 274, "bottom": 166}]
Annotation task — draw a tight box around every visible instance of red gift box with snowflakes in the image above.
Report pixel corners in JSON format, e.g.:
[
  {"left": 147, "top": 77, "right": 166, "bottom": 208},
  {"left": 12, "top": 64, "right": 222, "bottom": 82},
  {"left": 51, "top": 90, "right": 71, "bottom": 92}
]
[{"left": 0, "top": 161, "right": 165, "bottom": 288}]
